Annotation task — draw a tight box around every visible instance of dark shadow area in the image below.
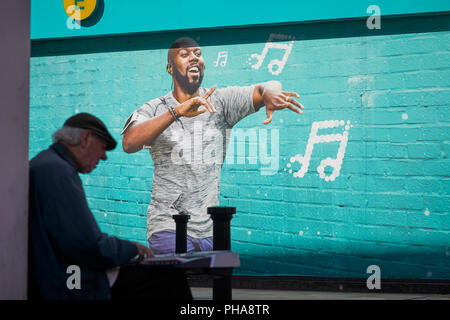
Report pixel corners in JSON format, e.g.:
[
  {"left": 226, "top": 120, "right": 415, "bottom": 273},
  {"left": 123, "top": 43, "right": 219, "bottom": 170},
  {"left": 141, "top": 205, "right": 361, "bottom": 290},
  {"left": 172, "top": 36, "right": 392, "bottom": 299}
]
[
  {"left": 188, "top": 274, "right": 450, "bottom": 294},
  {"left": 186, "top": 251, "right": 450, "bottom": 293},
  {"left": 32, "top": 12, "right": 450, "bottom": 57}
]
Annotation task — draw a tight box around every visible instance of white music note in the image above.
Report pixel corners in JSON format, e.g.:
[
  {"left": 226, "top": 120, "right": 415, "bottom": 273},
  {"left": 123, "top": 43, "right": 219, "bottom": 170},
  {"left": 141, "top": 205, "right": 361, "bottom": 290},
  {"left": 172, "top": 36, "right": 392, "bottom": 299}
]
[
  {"left": 287, "top": 120, "right": 352, "bottom": 182},
  {"left": 249, "top": 33, "right": 294, "bottom": 76},
  {"left": 214, "top": 51, "right": 228, "bottom": 67}
]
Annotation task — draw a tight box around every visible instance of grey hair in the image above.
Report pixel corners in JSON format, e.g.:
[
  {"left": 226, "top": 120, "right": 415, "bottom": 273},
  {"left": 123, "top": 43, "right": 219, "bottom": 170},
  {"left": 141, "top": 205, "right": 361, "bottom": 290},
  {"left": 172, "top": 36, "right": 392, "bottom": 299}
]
[{"left": 52, "top": 125, "right": 86, "bottom": 145}]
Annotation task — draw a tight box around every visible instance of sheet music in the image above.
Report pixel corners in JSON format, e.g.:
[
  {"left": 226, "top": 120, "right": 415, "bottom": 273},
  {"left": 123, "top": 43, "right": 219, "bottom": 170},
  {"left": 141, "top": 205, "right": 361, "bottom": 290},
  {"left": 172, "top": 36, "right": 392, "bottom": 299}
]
[{"left": 138, "top": 251, "right": 240, "bottom": 268}]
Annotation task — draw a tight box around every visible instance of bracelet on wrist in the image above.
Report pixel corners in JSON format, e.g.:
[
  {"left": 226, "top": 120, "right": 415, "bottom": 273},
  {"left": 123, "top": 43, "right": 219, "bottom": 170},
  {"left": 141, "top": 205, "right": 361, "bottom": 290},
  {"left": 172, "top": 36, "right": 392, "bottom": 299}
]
[
  {"left": 168, "top": 106, "right": 180, "bottom": 121},
  {"left": 172, "top": 106, "right": 181, "bottom": 119}
]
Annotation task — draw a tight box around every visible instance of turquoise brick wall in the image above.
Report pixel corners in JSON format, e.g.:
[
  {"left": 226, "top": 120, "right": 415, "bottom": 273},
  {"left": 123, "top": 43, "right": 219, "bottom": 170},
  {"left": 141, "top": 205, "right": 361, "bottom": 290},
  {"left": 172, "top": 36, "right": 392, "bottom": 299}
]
[{"left": 30, "top": 14, "right": 450, "bottom": 280}]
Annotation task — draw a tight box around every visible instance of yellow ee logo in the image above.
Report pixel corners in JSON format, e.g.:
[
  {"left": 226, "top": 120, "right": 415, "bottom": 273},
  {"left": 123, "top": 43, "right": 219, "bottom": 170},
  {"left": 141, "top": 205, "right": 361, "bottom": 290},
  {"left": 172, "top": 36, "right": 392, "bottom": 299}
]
[{"left": 63, "top": 0, "right": 98, "bottom": 21}]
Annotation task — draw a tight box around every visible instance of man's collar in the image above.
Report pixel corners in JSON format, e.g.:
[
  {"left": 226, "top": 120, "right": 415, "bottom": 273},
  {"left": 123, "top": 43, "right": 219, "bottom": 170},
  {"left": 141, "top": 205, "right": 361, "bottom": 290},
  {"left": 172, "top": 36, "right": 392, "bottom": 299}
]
[
  {"left": 50, "top": 142, "right": 77, "bottom": 170},
  {"left": 168, "top": 88, "right": 207, "bottom": 104}
]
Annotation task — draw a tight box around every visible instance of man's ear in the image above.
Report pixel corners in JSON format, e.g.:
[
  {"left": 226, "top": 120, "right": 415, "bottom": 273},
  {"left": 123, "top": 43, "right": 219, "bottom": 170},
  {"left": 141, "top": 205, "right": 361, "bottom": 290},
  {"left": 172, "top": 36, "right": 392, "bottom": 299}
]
[
  {"left": 166, "top": 63, "right": 173, "bottom": 74},
  {"left": 80, "top": 129, "right": 91, "bottom": 149}
]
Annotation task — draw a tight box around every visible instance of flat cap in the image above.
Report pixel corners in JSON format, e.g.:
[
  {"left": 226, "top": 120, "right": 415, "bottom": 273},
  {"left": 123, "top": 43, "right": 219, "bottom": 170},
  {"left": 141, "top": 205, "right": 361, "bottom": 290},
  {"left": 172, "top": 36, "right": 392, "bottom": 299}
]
[{"left": 64, "top": 113, "right": 117, "bottom": 150}]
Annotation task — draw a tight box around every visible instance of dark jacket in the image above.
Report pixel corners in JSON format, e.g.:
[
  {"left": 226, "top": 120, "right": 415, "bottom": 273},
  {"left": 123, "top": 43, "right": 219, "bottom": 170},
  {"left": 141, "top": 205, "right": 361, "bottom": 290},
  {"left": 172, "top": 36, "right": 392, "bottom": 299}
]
[{"left": 28, "top": 143, "right": 138, "bottom": 300}]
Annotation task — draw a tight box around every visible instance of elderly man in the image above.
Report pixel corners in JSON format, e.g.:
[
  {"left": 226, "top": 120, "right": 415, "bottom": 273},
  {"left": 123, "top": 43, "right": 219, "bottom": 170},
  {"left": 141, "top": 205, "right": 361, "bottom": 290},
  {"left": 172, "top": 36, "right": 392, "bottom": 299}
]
[
  {"left": 28, "top": 113, "right": 192, "bottom": 300},
  {"left": 122, "top": 37, "right": 305, "bottom": 254}
]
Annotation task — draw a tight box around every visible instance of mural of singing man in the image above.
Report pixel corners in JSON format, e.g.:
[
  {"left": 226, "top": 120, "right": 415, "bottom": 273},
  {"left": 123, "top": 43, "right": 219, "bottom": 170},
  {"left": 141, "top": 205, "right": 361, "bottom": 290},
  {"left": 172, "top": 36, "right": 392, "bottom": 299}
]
[{"left": 121, "top": 37, "right": 305, "bottom": 254}]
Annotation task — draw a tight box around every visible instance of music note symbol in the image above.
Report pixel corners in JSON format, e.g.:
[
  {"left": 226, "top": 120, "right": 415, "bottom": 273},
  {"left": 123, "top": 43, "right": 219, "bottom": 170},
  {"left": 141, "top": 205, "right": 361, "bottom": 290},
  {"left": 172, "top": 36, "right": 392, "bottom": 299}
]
[
  {"left": 249, "top": 33, "right": 295, "bottom": 76},
  {"left": 286, "top": 120, "right": 352, "bottom": 182},
  {"left": 214, "top": 51, "right": 228, "bottom": 67}
]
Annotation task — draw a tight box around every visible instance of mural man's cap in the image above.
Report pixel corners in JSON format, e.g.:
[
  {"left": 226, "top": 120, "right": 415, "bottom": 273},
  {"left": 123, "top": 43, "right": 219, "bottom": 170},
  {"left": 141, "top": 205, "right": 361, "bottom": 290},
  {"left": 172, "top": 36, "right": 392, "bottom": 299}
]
[
  {"left": 64, "top": 113, "right": 117, "bottom": 150},
  {"left": 167, "top": 37, "right": 200, "bottom": 63}
]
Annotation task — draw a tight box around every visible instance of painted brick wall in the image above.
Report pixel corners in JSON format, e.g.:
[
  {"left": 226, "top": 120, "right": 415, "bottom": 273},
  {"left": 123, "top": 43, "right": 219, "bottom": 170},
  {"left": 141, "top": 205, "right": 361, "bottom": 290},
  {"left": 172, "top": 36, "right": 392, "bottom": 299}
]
[{"left": 30, "top": 14, "right": 450, "bottom": 280}]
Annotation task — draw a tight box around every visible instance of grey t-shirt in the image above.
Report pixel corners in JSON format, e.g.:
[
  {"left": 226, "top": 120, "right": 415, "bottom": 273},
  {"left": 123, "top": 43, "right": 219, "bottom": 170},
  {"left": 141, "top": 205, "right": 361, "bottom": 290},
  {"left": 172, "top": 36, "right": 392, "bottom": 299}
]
[{"left": 122, "top": 86, "right": 255, "bottom": 239}]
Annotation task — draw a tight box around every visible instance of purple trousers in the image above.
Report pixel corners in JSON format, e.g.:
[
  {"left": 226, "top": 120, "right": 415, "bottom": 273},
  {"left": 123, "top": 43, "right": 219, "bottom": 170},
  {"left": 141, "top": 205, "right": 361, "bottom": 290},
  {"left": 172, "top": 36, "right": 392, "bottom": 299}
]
[{"left": 148, "top": 229, "right": 213, "bottom": 254}]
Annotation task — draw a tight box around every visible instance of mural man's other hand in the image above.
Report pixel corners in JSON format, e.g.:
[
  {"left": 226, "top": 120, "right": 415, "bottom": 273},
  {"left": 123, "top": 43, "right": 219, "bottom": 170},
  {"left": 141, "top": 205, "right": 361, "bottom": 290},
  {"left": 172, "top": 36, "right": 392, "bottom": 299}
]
[
  {"left": 174, "top": 85, "right": 217, "bottom": 118},
  {"left": 263, "top": 88, "right": 304, "bottom": 125}
]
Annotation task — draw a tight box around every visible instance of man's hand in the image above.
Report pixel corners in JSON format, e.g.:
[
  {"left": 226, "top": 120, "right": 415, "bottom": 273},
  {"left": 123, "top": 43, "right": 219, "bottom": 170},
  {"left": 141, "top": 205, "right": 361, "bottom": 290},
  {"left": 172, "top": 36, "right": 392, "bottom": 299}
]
[
  {"left": 133, "top": 241, "right": 154, "bottom": 261},
  {"left": 254, "top": 81, "right": 305, "bottom": 125},
  {"left": 174, "top": 86, "right": 217, "bottom": 118}
]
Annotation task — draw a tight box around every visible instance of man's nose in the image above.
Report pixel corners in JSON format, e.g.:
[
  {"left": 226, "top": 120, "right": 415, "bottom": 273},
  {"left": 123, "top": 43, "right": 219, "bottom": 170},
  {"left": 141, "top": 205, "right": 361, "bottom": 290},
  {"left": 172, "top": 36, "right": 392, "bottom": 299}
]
[
  {"left": 189, "top": 52, "right": 198, "bottom": 61},
  {"left": 100, "top": 151, "right": 107, "bottom": 161}
]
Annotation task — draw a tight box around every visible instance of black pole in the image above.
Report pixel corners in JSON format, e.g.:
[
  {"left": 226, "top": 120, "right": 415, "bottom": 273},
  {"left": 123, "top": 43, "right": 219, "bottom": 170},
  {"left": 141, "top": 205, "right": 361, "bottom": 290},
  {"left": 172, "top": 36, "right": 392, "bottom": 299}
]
[
  {"left": 207, "top": 207, "right": 236, "bottom": 300},
  {"left": 172, "top": 213, "right": 190, "bottom": 254},
  {"left": 207, "top": 206, "right": 236, "bottom": 251}
]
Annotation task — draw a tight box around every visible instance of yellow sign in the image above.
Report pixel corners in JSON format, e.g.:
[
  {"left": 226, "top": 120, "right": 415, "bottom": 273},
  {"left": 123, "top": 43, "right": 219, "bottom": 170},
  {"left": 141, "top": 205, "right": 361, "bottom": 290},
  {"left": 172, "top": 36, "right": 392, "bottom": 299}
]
[{"left": 63, "top": 0, "right": 98, "bottom": 21}]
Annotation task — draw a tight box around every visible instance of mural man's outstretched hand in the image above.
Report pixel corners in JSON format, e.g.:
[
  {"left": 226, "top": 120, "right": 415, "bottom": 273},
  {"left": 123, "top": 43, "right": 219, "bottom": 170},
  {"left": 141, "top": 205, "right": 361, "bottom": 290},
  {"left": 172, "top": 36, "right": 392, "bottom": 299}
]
[{"left": 262, "top": 87, "right": 304, "bottom": 125}]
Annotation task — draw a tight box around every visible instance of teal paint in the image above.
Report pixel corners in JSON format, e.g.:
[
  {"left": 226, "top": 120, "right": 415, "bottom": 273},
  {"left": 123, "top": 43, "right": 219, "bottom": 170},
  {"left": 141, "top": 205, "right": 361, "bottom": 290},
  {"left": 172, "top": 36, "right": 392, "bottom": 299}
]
[
  {"left": 31, "top": 0, "right": 450, "bottom": 39},
  {"left": 30, "top": 14, "right": 450, "bottom": 279}
]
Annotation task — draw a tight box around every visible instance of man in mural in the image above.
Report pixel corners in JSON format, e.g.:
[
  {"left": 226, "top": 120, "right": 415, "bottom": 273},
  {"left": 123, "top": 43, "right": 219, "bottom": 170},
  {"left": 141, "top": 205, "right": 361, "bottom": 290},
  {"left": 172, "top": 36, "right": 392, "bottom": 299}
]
[
  {"left": 122, "top": 37, "right": 305, "bottom": 254},
  {"left": 29, "top": 113, "right": 192, "bottom": 300}
]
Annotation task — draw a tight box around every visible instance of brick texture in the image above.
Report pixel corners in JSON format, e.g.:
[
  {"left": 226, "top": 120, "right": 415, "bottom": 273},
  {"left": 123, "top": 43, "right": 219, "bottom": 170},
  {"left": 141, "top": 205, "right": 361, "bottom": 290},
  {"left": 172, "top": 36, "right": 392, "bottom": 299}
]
[{"left": 30, "top": 14, "right": 450, "bottom": 280}]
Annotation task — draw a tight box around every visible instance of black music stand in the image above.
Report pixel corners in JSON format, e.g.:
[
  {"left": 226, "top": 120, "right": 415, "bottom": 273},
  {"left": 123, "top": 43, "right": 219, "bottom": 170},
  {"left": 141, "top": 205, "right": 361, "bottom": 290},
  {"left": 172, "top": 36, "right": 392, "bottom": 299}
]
[
  {"left": 172, "top": 207, "right": 237, "bottom": 300},
  {"left": 172, "top": 213, "right": 190, "bottom": 254},
  {"left": 207, "top": 206, "right": 236, "bottom": 300}
]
